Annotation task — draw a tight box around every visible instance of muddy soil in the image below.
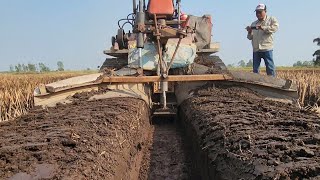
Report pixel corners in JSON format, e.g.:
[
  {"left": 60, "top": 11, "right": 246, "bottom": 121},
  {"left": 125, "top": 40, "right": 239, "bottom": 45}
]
[
  {"left": 0, "top": 97, "right": 150, "bottom": 180},
  {"left": 1, "top": 84, "right": 320, "bottom": 180},
  {"left": 139, "top": 121, "right": 200, "bottom": 180},
  {"left": 180, "top": 84, "right": 320, "bottom": 180},
  {"left": 0, "top": 92, "right": 196, "bottom": 180}
]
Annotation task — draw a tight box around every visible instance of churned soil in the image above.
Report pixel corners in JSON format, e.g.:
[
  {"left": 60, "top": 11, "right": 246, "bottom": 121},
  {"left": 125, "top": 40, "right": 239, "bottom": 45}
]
[
  {"left": 0, "top": 97, "right": 150, "bottom": 180},
  {"left": 0, "top": 92, "right": 195, "bottom": 180},
  {"left": 180, "top": 83, "right": 320, "bottom": 180},
  {"left": 1, "top": 84, "right": 320, "bottom": 180},
  {"left": 138, "top": 122, "right": 200, "bottom": 180}
]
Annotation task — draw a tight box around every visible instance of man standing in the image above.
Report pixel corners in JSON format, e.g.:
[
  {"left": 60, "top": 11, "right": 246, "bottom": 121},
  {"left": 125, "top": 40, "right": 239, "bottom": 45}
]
[{"left": 246, "top": 4, "right": 279, "bottom": 76}]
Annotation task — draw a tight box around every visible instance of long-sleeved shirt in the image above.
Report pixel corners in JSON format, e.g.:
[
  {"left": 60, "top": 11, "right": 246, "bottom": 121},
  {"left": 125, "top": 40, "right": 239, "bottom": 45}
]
[{"left": 247, "top": 16, "right": 279, "bottom": 52}]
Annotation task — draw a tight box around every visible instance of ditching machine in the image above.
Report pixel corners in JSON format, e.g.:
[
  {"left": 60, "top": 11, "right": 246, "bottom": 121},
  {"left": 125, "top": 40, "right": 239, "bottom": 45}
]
[{"left": 34, "top": 0, "right": 298, "bottom": 117}]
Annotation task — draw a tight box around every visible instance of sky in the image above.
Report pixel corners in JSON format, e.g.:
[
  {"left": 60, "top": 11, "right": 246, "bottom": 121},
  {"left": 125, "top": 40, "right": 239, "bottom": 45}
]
[{"left": 0, "top": 0, "right": 319, "bottom": 71}]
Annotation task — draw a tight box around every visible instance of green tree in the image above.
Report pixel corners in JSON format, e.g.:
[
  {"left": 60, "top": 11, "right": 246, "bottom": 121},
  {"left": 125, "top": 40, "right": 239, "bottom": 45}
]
[
  {"left": 293, "top": 60, "right": 313, "bottom": 67},
  {"left": 21, "top": 64, "right": 29, "bottom": 72},
  {"left": 15, "top": 63, "right": 22, "bottom": 72},
  {"left": 27, "top": 63, "right": 37, "bottom": 72},
  {"left": 57, "top": 61, "right": 64, "bottom": 71},
  {"left": 38, "top": 63, "right": 50, "bottom": 72},
  {"left": 238, "top": 60, "right": 246, "bottom": 67},
  {"left": 313, "top": 38, "right": 320, "bottom": 66},
  {"left": 246, "top": 59, "right": 253, "bottom": 67},
  {"left": 293, "top": 61, "right": 303, "bottom": 67},
  {"left": 293, "top": 61, "right": 302, "bottom": 67},
  {"left": 9, "top": 65, "right": 14, "bottom": 72},
  {"left": 302, "top": 61, "right": 313, "bottom": 67}
]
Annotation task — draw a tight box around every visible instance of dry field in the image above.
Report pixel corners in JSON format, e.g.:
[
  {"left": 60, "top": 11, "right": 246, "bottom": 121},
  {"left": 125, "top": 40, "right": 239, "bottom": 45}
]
[
  {"left": 277, "top": 69, "right": 320, "bottom": 107},
  {"left": 0, "top": 69, "right": 319, "bottom": 122},
  {"left": 0, "top": 72, "right": 94, "bottom": 122}
]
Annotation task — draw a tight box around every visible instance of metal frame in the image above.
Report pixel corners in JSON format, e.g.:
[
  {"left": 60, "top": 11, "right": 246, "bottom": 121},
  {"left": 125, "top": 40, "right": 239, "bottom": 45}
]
[{"left": 100, "top": 74, "right": 232, "bottom": 83}]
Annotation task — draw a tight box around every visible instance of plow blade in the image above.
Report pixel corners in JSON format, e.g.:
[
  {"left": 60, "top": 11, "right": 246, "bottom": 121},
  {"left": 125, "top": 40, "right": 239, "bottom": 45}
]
[
  {"left": 230, "top": 71, "right": 296, "bottom": 90},
  {"left": 187, "top": 63, "right": 298, "bottom": 103},
  {"left": 34, "top": 74, "right": 231, "bottom": 108},
  {"left": 99, "top": 74, "right": 232, "bottom": 83},
  {"left": 228, "top": 71, "right": 297, "bottom": 102},
  {"left": 34, "top": 73, "right": 152, "bottom": 107},
  {"left": 34, "top": 71, "right": 298, "bottom": 110}
]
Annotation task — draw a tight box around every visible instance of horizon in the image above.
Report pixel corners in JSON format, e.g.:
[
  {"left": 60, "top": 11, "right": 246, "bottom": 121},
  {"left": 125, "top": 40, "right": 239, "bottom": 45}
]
[{"left": 0, "top": 0, "right": 319, "bottom": 72}]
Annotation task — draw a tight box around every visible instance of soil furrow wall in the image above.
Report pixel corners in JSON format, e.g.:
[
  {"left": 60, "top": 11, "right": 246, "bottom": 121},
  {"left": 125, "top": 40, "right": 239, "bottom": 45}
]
[
  {"left": 0, "top": 97, "right": 150, "bottom": 180},
  {"left": 180, "top": 84, "right": 320, "bottom": 179}
]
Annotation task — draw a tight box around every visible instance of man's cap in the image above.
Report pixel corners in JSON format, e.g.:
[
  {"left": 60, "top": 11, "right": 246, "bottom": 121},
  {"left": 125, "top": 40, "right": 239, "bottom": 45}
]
[{"left": 255, "top": 4, "right": 267, "bottom": 11}]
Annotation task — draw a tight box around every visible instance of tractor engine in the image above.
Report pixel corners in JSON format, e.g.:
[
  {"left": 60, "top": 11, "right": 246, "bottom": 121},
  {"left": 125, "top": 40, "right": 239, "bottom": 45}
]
[{"left": 107, "top": 0, "right": 217, "bottom": 75}]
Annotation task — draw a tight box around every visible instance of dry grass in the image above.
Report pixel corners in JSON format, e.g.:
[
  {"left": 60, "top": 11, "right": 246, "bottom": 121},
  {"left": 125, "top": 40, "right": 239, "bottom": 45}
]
[
  {"left": 277, "top": 69, "right": 320, "bottom": 107},
  {"left": 0, "top": 72, "right": 94, "bottom": 122}
]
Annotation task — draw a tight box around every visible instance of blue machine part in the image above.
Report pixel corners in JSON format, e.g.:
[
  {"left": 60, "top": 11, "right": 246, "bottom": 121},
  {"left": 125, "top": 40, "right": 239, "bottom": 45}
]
[{"left": 128, "top": 42, "right": 197, "bottom": 71}]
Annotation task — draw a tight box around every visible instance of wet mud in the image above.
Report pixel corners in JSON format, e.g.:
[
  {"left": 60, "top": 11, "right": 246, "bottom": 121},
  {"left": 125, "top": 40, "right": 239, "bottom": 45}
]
[
  {"left": 180, "top": 84, "right": 320, "bottom": 180},
  {"left": 0, "top": 97, "right": 150, "bottom": 180},
  {"left": 0, "top": 94, "right": 195, "bottom": 180},
  {"left": 1, "top": 84, "right": 320, "bottom": 180},
  {"left": 139, "top": 121, "right": 200, "bottom": 180}
]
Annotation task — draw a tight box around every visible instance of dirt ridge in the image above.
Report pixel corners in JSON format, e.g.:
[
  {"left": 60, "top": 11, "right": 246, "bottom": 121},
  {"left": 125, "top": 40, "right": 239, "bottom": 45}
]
[
  {"left": 0, "top": 97, "right": 150, "bottom": 180},
  {"left": 180, "top": 84, "right": 320, "bottom": 179}
]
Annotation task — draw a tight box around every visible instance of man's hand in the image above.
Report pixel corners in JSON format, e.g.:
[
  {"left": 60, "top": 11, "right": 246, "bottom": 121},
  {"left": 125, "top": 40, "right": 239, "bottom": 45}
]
[
  {"left": 256, "top": 24, "right": 263, "bottom": 30},
  {"left": 246, "top": 26, "right": 252, "bottom": 33}
]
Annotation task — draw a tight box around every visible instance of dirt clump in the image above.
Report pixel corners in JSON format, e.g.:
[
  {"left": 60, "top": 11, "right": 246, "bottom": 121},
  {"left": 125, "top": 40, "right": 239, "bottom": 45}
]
[
  {"left": 180, "top": 84, "right": 320, "bottom": 180},
  {"left": 0, "top": 96, "right": 150, "bottom": 180}
]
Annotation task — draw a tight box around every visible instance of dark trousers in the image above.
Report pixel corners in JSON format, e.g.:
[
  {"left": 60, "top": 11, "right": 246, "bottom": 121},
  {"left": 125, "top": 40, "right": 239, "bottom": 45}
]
[{"left": 253, "top": 50, "right": 276, "bottom": 77}]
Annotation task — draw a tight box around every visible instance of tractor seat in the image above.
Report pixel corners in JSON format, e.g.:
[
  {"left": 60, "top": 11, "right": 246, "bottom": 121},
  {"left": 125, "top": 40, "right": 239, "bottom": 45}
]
[{"left": 148, "top": 0, "right": 175, "bottom": 19}]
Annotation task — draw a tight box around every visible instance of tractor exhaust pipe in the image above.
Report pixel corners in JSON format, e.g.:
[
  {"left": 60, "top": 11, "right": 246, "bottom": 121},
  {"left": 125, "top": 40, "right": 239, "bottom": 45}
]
[
  {"left": 135, "top": 0, "right": 145, "bottom": 68},
  {"left": 133, "top": 0, "right": 137, "bottom": 14},
  {"left": 176, "top": 0, "right": 181, "bottom": 28},
  {"left": 136, "top": 0, "right": 145, "bottom": 49}
]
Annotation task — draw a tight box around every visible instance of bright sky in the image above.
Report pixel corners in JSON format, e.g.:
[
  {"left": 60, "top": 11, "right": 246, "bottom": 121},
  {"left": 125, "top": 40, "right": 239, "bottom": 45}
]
[{"left": 0, "top": 0, "right": 319, "bottom": 71}]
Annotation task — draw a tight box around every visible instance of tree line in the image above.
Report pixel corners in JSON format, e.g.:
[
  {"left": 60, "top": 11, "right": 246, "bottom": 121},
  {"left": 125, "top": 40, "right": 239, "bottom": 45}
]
[
  {"left": 228, "top": 59, "right": 253, "bottom": 68},
  {"left": 229, "top": 37, "right": 320, "bottom": 68},
  {"left": 293, "top": 37, "right": 320, "bottom": 67},
  {"left": 9, "top": 61, "right": 64, "bottom": 73},
  {"left": 292, "top": 60, "right": 314, "bottom": 67},
  {"left": 293, "top": 38, "right": 320, "bottom": 67},
  {"left": 314, "top": 37, "right": 320, "bottom": 66}
]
